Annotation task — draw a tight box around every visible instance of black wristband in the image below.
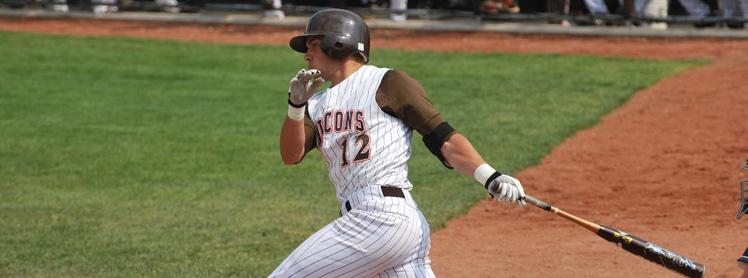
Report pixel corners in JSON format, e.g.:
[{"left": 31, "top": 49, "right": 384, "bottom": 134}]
[
  {"left": 288, "top": 99, "right": 307, "bottom": 108},
  {"left": 484, "top": 171, "right": 503, "bottom": 189},
  {"left": 287, "top": 92, "right": 307, "bottom": 108}
]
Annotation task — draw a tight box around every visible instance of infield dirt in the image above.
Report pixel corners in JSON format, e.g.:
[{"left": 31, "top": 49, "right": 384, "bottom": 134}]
[{"left": 1, "top": 17, "right": 746, "bottom": 277}]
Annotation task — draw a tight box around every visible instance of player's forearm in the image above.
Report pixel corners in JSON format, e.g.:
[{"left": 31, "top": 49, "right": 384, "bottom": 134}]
[
  {"left": 442, "top": 133, "right": 525, "bottom": 206},
  {"left": 441, "top": 133, "right": 487, "bottom": 177},
  {"left": 279, "top": 116, "right": 306, "bottom": 165}
]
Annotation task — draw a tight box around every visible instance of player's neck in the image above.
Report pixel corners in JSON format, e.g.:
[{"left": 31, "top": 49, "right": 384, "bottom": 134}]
[{"left": 328, "top": 60, "right": 364, "bottom": 87}]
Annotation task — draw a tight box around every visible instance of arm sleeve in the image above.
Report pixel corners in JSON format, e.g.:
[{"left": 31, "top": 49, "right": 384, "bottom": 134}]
[{"left": 375, "top": 70, "right": 454, "bottom": 137}]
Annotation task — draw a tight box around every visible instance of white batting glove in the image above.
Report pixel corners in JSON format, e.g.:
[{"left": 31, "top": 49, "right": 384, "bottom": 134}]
[
  {"left": 474, "top": 164, "right": 526, "bottom": 207},
  {"left": 288, "top": 69, "right": 324, "bottom": 106},
  {"left": 487, "top": 174, "right": 526, "bottom": 207}
]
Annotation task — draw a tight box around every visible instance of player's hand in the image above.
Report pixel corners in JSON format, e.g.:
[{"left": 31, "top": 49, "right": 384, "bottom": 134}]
[
  {"left": 487, "top": 174, "right": 526, "bottom": 207},
  {"left": 288, "top": 69, "right": 324, "bottom": 106}
]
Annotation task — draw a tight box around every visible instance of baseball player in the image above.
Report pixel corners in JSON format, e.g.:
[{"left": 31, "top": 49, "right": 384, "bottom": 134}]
[
  {"left": 272, "top": 8, "right": 525, "bottom": 277},
  {"left": 722, "top": 162, "right": 748, "bottom": 277}
]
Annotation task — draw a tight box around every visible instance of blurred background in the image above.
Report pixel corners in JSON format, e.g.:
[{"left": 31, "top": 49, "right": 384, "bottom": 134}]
[{"left": 1, "top": 0, "right": 747, "bottom": 30}]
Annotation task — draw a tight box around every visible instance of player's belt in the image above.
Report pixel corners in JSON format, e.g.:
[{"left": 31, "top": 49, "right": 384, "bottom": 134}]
[{"left": 344, "top": 186, "right": 405, "bottom": 212}]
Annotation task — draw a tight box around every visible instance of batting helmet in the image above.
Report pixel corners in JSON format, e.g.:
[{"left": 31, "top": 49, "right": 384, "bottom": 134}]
[{"left": 289, "top": 9, "right": 370, "bottom": 64}]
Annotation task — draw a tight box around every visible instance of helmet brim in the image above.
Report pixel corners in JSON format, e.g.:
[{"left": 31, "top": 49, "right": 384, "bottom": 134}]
[{"left": 289, "top": 33, "right": 324, "bottom": 53}]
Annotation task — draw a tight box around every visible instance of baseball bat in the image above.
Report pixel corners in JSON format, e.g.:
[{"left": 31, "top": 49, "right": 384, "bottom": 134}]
[{"left": 523, "top": 194, "right": 705, "bottom": 278}]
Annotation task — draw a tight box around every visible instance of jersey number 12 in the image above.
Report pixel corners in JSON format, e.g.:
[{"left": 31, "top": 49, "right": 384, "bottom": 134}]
[{"left": 339, "top": 133, "right": 371, "bottom": 167}]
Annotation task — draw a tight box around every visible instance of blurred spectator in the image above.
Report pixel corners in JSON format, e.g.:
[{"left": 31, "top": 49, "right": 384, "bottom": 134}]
[
  {"left": 584, "top": 0, "right": 610, "bottom": 15},
  {"left": 643, "top": 0, "right": 713, "bottom": 29},
  {"left": 156, "top": 0, "right": 180, "bottom": 13},
  {"left": 51, "top": 0, "right": 68, "bottom": 12},
  {"left": 583, "top": 0, "right": 709, "bottom": 17},
  {"left": 91, "top": 0, "right": 118, "bottom": 13},
  {"left": 390, "top": 0, "right": 407, "bottom": 21},
  {"left": 545, "top": 0, "right": 585, "bottom": 26},
  {"left": 480, "top": 0, "right": 520, "bottom": 14},
  {"left": 718, "top": 0, "right": 748, "bottom": 28},
  {"left": 264, "top": 0, "right": 285, "bottom": 19},
  {"left": 679, "top": 0, "right": 712, "bottom": 17},
  {"left": 642, "top": 0, "right": 668, "bottom": 29},
  {"left": 581, "top": 0, "right": 711, "bottom": 28}
]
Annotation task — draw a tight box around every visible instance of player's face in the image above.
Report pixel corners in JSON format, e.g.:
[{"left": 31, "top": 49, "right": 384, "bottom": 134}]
[{"left": 305, "top": 37, "right": 335, "bottom": 79}]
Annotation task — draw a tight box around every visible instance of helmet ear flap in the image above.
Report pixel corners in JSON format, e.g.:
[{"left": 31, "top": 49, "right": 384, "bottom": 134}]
[{"left": 320, "top": 36, "right": 352, "bottom": 60}]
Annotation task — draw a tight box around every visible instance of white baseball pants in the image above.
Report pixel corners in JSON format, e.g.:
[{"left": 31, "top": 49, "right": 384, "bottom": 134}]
[{"left": 270, "top": 186, "right": 434, "bottom": 278}]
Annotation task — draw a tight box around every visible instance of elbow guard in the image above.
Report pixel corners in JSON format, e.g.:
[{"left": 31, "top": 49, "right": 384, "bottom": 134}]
[{"left": 422, "top": 122, "right": 456, "bottom": 169}]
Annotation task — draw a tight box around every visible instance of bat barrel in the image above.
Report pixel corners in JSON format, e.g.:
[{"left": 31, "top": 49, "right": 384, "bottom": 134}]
[
  {"left": 525, "top": 194, "right": 705, "bottom": 278},
  {"left": 597, "top": 226, "right": 705, "bottom": 278}
]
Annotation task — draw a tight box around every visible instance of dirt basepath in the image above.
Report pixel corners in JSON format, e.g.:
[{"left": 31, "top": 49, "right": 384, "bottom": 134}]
[{"left": 2, "top": 17, "right": 746, "bottom": 277}]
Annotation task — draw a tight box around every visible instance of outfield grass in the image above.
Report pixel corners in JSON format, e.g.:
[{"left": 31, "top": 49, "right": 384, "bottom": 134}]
[{"left": 0, "top": 31, "right": 702, "bottom": 277}]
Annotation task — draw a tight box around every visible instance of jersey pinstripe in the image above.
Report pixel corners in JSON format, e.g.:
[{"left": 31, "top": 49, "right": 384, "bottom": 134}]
[{"left": 306, "top": 65, "right": 413, "bottom": 205}]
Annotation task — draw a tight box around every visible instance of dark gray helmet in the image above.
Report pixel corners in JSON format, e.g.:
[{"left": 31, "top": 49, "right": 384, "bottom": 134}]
[{"left": 289, "top": 8, "right": 370, "bottom": 64}]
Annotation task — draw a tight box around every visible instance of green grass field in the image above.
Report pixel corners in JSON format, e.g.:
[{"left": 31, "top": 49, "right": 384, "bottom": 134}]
[{"left": 0, "top": 31, "right": 702, "bottom": 276}]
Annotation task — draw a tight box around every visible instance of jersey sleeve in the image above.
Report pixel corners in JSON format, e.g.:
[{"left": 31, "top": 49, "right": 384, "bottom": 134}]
[{"left": 375, "top": 70, "right": 450, "bottom": 136}]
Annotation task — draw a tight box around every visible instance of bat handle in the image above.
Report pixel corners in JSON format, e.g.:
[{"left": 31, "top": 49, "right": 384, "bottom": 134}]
[
  {"left": 524, "top": 194, "right": 552, "bottom": 211},
  {"left": 523, "top": 194, "right": 601, "bottom": 233}
]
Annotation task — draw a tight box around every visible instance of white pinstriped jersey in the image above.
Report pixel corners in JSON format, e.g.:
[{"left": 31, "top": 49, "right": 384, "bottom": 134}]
[
  {"left": 307, "top": 65, "right": 413, "bottom": 205},
  {"left": 272, "top": 66, "right": 436, "bottom": 278}
]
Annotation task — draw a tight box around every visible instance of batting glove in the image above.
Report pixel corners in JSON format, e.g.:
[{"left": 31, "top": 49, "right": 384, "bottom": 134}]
[
  {"left": 288, "top": 69, "right": 324, "bottom": 107},
  {"left": 475, "top": 164, "right": 526, "bottom": 207}
]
